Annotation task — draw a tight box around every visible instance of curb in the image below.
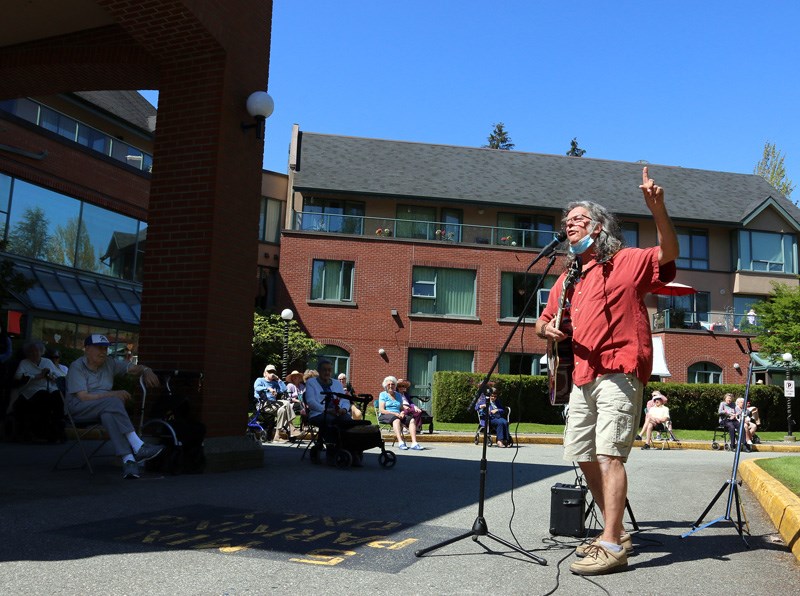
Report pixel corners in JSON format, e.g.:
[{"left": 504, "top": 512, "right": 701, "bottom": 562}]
[{"left": 739, "top": 459, "right": 800, "bottom": 563}]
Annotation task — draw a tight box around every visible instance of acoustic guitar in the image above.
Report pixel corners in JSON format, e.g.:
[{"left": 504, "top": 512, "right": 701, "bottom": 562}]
[{"left": 547, "top": 260, "right": 582, "bottom": 405}]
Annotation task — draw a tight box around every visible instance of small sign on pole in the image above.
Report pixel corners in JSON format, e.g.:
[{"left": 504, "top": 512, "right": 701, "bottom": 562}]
[{"left": 784, "top": 380, "right": 795, "bottom": 397}]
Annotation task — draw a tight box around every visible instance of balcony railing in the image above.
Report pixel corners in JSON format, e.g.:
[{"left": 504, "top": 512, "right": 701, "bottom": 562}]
[
  {"left": 652, "top": 308, "right": 761, "bottom": 334},
  {"left": 292, "top": 211, "right": 558, "bottom": 249}
]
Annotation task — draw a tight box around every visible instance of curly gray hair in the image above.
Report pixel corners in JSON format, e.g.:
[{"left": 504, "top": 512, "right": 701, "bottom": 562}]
[{"left": 563, "top": 200, "right": 625, "bottom": 266}]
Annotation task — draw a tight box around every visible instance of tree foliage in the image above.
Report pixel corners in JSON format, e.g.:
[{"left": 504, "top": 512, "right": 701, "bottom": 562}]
[
  {"left": 251, "top": 311, "right": 323, "bottom": 379},
  {"left": 752, "top": 283, "right": 800, "bottom": 362},
  {"left": 754, "top": 141, "right": 795, "bottom": 199},
  {"left": 484, "top": 122, "right": 514, "bottom": 150},
  {"left": 566, "top": 137, "right": 586, "bottom": 157},
  {"left": 0, "top": 240, "right": 35, "bottom": 309},
  {"left": 7, "top": 206, "right": 50, "bottom": 259}
]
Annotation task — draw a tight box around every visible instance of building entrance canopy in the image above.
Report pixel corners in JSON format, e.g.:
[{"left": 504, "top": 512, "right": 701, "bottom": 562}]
[{"left": 5, "top": 253, "right": 141, "bottom": 325}]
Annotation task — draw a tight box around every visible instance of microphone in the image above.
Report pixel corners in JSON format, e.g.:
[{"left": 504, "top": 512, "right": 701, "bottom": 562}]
[{"left": 526, "top": 230, "right": 567, "bottom": 271}]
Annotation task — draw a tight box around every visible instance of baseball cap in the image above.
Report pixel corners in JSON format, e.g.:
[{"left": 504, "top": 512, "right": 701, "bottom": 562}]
[
  {"left": 265, "top": 364, "right": 277, "bottom": 372},
  {"left": 84, "top": 334, "right": 111, "bottom": 347}
]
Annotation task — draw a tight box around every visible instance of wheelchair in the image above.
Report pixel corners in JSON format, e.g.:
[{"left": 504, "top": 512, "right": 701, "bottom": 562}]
[{"left": 308, "top": 392, "right": 396, "bottom": 469}]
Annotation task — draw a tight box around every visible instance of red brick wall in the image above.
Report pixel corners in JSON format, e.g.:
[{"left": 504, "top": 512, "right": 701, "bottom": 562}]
[
  {"left": 660, "top": 332, "right": 750, "bottom": 384},
  {"left": 279, "top": 233, "right": 753, "bottom": 395},
  {"left": 0, "top": 118, "right": 150, "bottom": 220},
  {"left": 278, "top": 233, "right": 556, "bottom": 395}
]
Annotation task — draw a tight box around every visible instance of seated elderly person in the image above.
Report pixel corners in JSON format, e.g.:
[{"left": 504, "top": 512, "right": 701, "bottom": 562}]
[
  {"left": 304, "top": 359, "right": 364, "bottom": 465},
  {"left": 475, "top": 386, "right": 511, "bottom": 447},
  {"left": 718, "top": 392, "right": 738, "bottom": 451},
  {"left": 12, "top": 339, "right": 65, "bottom": 443},
  {"left": 378, "top": 375, "right": 423, "bottom": 450},
  {"left": 640, "top": 391, "right": 671, "bottom": 450},
  {"left": 65, "top": 334, "right": 164, "bottom": 479},
  {"left": 735, "top": 397, "right": 759, "bottom": 452},
  {"left": 254, "top": 364, "right": 297, "bottom": 442}
]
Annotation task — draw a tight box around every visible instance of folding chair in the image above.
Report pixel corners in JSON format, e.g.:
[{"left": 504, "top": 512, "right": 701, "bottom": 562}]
[
  {"left": 52, "top": 377, "right": 110, "bottom": 473},
  {"left": 374, "top": 398, "right": 409, "bottom": 446},
  {"left": 652, "top": 420, "right": 680, "bottom": 450}
]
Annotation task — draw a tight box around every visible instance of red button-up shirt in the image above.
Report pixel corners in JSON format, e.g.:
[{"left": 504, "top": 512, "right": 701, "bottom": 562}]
[{"left": 541, "top": 247, "right": 676, "bottom": 387}]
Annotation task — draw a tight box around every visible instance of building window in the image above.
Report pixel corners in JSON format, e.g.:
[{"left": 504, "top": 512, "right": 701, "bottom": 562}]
[
  {"left": 411, "top": 266, "right": 476, "bottom": 316},
  {"left": 311, "top": 259, "right": 354, "bottom": 302},
  {"left": 500, "top": 272, "right": 556, "bottom": 319},
  {"left": 255, "top": 266, "right": 277, "bottom": 310},
  {"left": 0, "top": 172, "right": 11, "bottom": 239},
  {"left": 0, "top": 97, "right": 152, "bottom": 171},
  {"left": 496, "top": 213, "right": 555, "bottom": 248},
  {"left": 301, "top": 197, "right": 364, "bottom": 234},
  {"left": 733, "top": 295, "right": 763, "bottom": 330},
  {"left": 676, "top": 227, "right": 709, "bottom": 270},
  {"left": 314, "top": 345, "right": 350, "bottom": 378},
  {"left": 396, "top": 205, "right": 437, "bottom": 239},
  {"left": 3, "top": 176, "right": 144, "bottom": 282},
  {"left": 408, "top": 348, "right": 474, "bottom": 410},
  {"left": 688, "top": 362, "right": 722, "bottom": 383},
  {"left": 657, "top": 291, "right": 710, "bottom": 326},
  {"left": 736, "top": 230, "right": 797, "bottom": 274},
  {"left": 621, "top": 222, "right": 639, "bottom": 247},
  {"left": 499, "top": 352, "right": 544, "bottom": 375},
  {"left": 258, "top": 197, "right": 283, "bottom": 244}
]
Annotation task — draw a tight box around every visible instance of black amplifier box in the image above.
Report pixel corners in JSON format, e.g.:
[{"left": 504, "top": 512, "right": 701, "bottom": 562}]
[{"left": 549, "top": 483, "right": 588, "bottom": 537}]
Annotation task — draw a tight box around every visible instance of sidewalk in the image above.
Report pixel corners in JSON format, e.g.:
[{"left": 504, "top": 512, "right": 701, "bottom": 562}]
[{"left": 1, "top": 437, "right": 798, "bottom": 595}]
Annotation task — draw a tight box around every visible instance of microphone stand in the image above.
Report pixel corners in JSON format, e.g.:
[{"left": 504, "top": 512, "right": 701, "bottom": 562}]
[
  {"left": 680, "top": 338, "right": 755, "bottom": 545},
  {"left": 415, "top": 247, "right": 562, "bottom": 565}
]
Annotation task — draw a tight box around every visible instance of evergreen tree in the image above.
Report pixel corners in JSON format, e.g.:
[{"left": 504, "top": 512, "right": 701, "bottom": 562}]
[
  {"left": 566, "top": 137, "right": 586, "bottom": 157},
  {"left": 754, "top": 141, "right": 794, "bottom": 199},
  {"left": 7, "top": 206, "right": 50, "bottom": 259},
  {"left": 484, "top": 123, "right": 515, "bottom": 150}
]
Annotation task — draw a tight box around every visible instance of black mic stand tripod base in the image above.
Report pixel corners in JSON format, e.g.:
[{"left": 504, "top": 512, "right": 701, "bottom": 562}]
[
  {"left": 414, "top": 252, "right": 561, "bottom": 565},
  {"left": 413, "top": 405, "right": 547, "bottom": 564},
  {"left": 680, "top": 339, "right": 755, "bottom": 546}
]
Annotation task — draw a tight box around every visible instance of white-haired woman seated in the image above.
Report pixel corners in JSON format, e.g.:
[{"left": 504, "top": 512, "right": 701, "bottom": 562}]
[{"left": 378, "top": 375, "right": 423, "bottom": 450}]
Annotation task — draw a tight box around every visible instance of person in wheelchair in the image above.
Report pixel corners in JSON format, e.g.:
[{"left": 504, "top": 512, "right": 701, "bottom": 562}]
[
  {"left": 475, "top": 386, "right": 511, "bottom": 447},
  {"left": 735, "top": 396, "right": 759, "bottom": 452},
  {"left": 253, "top": 364, "right": 297, "bottom": 442},
  {"left": 65, "top": 334, "right": 163, "bottom": 479},
  {"left": 305, "top": 359, "right": 365, "bottom": 465},
  {"left": 639, "top": 391, "right": 671, "bottom": 450},
  {"left": 718, "top": 392, "right": 738, "bottom": 451}
]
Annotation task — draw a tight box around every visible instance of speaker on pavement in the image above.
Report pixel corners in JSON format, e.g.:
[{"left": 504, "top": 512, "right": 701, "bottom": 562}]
[{"left": 549, "top": 483, "right": 588, "bottom": 537}]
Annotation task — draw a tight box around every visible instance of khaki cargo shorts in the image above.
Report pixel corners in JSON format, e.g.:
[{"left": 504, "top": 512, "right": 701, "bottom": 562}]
[{"left": 563, "top": 373, "right": 643, "bottom": 463}]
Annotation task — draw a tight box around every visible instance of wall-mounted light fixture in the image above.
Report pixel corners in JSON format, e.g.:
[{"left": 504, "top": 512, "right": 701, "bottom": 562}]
[
  {"left": 733, "top": 363, "right": 741, "bottom": 370},
  {"left": 242, "top": 91, "right": 274, "bottom": 139},
  {"left": 378, "top": 348, "right": 386, "bottom": 356},
  {"left": 390, "top": 309, "right": 398, "bottom": 317}
]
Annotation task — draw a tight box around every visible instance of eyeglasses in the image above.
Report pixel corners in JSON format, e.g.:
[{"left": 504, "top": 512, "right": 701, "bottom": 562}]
[{"left": 562, "top": 215, "right": 593, "bottom": 228}]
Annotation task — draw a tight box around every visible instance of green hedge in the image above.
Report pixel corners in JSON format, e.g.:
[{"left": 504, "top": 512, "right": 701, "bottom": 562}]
[{"left": 432, "top": 372, "right": 793, "bottom": 431}]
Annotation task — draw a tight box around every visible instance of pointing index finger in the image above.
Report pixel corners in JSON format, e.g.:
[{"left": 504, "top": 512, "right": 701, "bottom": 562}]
[{"left": 642, "top": 166, "right": 649, "bottom": 185}]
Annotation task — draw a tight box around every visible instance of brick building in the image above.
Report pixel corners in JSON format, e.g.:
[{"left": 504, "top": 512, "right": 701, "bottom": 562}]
[
  {"left": 1, "top": 1, "right": 275, "bottom": 462},
  {"left": 280, "top": 127, "right": 800, "bottom": 402}
]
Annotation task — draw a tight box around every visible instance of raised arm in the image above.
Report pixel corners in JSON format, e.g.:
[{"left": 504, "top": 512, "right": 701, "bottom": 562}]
[{"left": 639, "top": 166, "right": 679, "bottom": 265}]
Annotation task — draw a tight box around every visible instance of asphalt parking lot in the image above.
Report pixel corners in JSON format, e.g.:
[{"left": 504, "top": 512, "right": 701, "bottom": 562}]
[{"left": 1, "top": 439, "right": 798, "bottom": 595}]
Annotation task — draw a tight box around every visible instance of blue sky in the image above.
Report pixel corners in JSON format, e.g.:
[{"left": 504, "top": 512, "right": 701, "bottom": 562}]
[{"left": 141, "top": 0, "right": 800, "bottom": 193}]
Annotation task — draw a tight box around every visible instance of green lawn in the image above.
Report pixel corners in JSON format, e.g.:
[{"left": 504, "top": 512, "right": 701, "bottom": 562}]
[{"left": 756, "top": 456, "right": 800, "bottom": 496}]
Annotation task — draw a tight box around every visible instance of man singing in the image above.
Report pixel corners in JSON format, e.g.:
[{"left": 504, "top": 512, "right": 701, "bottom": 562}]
[{"left": 536, "top": 167, "right": 678, "bottom": 575}]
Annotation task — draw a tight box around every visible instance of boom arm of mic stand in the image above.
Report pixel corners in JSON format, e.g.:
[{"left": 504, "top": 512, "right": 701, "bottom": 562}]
[{"left": 466, "top": 252, "right": 559, "bottom": 413}]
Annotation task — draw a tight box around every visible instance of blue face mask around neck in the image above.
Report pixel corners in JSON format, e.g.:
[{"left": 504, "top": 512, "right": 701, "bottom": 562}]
[{"left": 569, "top": 233, "right": 595, "bottom": 255}]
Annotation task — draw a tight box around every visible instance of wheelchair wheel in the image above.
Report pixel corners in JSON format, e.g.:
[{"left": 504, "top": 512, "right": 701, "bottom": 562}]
[
  {"left": 711, "top": 441, "right": 720, "bottom": 450},
  {"left": 378, "top": 451, "right": 397, "bottom": 468},
  {"left": 334, "top": 449, "right": 353, "bottom": 469}
]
